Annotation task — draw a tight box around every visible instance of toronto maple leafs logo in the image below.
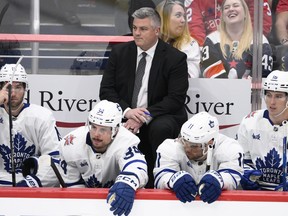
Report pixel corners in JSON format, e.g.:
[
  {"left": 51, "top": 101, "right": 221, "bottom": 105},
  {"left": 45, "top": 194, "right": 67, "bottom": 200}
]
[
  {"left": 0, "top": 133, "right": 35, "bottom": 173},
  {"left": 252, "top": 133, "right": 260, "bottom": 140},
  {"left": 255, "top": 148, "right": 284, "bottom": 184},
  {"left": 208, "top": 120, "right": 215, "bottom": 128},
  {"left": 85, "top": 175, "right": 114, "bottom": 188},
  {"left": 0, "top": 117, "right": 3, "bottom": 124}
]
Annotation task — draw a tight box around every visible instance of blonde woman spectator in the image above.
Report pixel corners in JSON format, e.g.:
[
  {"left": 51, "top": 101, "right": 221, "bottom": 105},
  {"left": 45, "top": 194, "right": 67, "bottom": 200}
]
[
  {"left": 185, "top": 0, "right": 272, "bottom": 47},
  {"left": 156, "top": 0, "right": 201, "bottom": 78},
  {"left": 201, "top": 0, "right": 273, "bottom": 78}
]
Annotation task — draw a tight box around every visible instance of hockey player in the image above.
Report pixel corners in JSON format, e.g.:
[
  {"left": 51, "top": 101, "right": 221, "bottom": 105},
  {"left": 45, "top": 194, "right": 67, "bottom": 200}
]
[
  {"left": 153, "top": 111, "right": 243, "bottom": 204},
  {"left": 237, "top": 70, "right": 288, "bottom": 191},
  {"left": 59, "top": 100, "right": 148, "bottom": 216},
  {"left": 0, "top": 63, "right": 62, "bottom": 187}
]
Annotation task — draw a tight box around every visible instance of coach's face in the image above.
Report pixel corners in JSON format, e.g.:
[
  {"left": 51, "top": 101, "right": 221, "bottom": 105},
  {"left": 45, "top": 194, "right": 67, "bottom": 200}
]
[{"left": 132, "top": 17, "right": 159, "bottom": 51}]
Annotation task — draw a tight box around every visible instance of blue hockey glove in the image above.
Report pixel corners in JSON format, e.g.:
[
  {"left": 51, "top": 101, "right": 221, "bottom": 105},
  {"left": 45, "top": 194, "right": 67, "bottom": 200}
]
[
  {"left": 107, "top": 174, "right": 138, "bottom": 216},
  {"left": 168, "top": 171, "right": 198, "bottom": 203},
  {"left": 16, "top": 174, "right": 42, "bottom": 187},
  {"left": 240, "top": 170, "right": 262, "bottom": 190},
  {"left": 199, "top": 170, "right": 224, "bottom": 204}
]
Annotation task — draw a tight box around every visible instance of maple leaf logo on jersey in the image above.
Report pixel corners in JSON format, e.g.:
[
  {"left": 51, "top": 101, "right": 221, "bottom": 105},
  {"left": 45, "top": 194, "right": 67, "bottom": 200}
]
[
  {"left": 0, "top": 133, "right": 35, "bottom": 174},
  {"left": 86, "top": 175, "right": 102, "bottom": 188},
  {"left": 86, "top": 175, "right": 114, "bottom": 188},
  {"left": 0, "top": 117, "right": 3, "bottom": 124},
  {"left": 255, "top": 148, "right": 284, "bottom": 185},
  {"left": 64, "top": 134, "right": 76, "bottom": 146}
]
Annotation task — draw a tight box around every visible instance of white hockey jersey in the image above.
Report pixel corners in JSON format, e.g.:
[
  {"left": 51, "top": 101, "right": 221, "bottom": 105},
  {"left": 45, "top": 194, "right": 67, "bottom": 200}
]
[
  {"left": 154, "top": 134, "right": 244, "bottom": 190},
  {"left": 237, "top": 109, "right": 288, "bottom": 190},
  {"left": 59, "top": 125, "right": 148, "bottom": 188},
  {"left": 0, "top": 104, "right": 61, "bottom": 186}
]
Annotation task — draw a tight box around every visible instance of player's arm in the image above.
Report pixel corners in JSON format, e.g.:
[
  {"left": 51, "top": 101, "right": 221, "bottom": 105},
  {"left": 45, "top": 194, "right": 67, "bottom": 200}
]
[
  {"left": 34, "top": 110, "right": 62, "bottom": 187},
  {"left": 107, "top": 144, "right": 147, "bottom": 216},
  {"left": 154, "top": 140, "right": 198, "bottom": 203}
]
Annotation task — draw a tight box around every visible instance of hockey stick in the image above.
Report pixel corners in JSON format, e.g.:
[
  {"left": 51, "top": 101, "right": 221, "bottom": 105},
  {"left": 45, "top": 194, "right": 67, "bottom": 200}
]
[
  {"left": 50, "top": 157, "right": 66, "bottom": 188},
  {"left": 8, "top": 56, "right": 23, "bottom": 186}
]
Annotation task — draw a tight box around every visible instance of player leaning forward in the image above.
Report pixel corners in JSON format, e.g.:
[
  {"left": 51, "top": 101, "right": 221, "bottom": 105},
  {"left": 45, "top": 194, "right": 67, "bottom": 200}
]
[
  {"left": 0, "top": 64, "right": 62, "bottom": 187},
  {"left": 59, "top": 100, "right": 148, "bottom": 216},
  {"left": 154, "top": 111, "right": 244, "bottom": 203}
]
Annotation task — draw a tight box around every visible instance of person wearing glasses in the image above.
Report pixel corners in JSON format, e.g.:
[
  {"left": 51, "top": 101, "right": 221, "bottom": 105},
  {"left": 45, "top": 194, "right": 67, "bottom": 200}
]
[
  {"left": 237, "top": 70, "right": 288, "bottom": 191},
  {"left": 153, "top": 111, "right": 243, "bottom": 204}
]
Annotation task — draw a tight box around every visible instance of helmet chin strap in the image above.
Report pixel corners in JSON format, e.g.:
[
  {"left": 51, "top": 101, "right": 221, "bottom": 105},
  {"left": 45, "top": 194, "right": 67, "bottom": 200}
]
[{"left": 272, "top": 101, "right": 288, "bottom": 118}]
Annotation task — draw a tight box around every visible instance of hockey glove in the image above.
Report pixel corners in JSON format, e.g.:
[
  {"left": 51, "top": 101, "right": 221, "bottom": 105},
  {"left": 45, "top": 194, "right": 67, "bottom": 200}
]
[
  {"left": 16, "top": 174, "right": 42, "bottom": 187},
  {"left": 240, "top": 170, "right": 262, "bottom": 190},
  {"left": 21, "top": 156, "right": 39, "bottom": 177},
  {"left": 168, "top": 171, "right": 198, "bottom": 203},
  {"left": 199, "top": 170, "right": 224, "bottom": 204},
  {"left": 107, "top": 173, "right": 138, "bottom": 216}
]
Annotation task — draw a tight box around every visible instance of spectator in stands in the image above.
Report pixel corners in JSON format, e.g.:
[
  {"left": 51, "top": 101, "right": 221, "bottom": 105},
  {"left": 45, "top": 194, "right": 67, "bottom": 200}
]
[
  {"left": 200, "top": 0, "right": 273, "bottom": 78},
  {"left": 156, "top": 0, "right": 201, "bottom": 78},
  {"left": 237, "top": 70, "right": 288, "bottom": 191},
  {"left": 275, "top": 0, "right": 288, "bottom": 46},
  {"left": 185, "top": 0, "right": 272, "bottom": 47},
  {"left": 100, "top": 7, "right": 188, "bottom": 188}
]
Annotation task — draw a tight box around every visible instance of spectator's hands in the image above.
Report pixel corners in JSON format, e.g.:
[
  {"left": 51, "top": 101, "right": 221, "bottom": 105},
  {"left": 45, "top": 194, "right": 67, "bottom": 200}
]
[
  {"left": 198, "top": 170, "right": 224, "bottom": 204},
  {"left": 168, "top": 171, "right": 198, "bottom": 203},
  {"left": 107, "top": 174, "right": 138, "bottom": 216},
  {"left": 0, "top": 82, "right": 9, "bottom": 105},
  {"left": 240, "top": 170, "right": 262, "bottom": 190}
]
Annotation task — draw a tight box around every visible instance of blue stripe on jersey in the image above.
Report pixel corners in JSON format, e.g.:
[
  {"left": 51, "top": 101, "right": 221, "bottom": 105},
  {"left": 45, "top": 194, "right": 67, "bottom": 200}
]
[
  {"left": 154, "top": 168, "right": 176, "bottom": 188},
  {"left": 0, "top": 180, "right": 12, "bottom": 185},
  {"left": 218, "top": 168, "right": 242, "bottom": 187},
  {"left": 49, "top": 151, "right": 60, "bottom": 156},
  {"left": 122, "top": 159, "right": 147, "bottom": 171}
]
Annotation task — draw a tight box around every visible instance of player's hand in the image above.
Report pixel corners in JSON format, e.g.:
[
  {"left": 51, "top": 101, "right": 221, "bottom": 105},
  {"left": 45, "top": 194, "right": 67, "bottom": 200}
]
[
  {"left": 240, "top": 169, "right": 262, "bottom": 190},
  {"left": 107, "top": 182, "right": 135, "bottom": 216},
  {"left": 0, "top": 82, "right": 9, "bottom": 105},
  {"left": 16, "top": 174, "right": 42, "bottom": 187},
  {"left": 168, "top": 171, "right": 198, "bottom": 203},
  {"left": 107, "top": 173, "right": 139, "bottom": 216},
  {"left": 198, "top": 170, "right": 224, "bottom": 204}
]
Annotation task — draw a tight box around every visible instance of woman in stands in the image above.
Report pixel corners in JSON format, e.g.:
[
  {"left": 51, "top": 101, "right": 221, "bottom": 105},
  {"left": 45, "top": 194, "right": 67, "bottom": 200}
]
[
  {"left": 200, "top": 0, "right": 273, "bottom": 78},
  {"left": 156, "top": 0, "right": 201, "bottom": 78}
]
